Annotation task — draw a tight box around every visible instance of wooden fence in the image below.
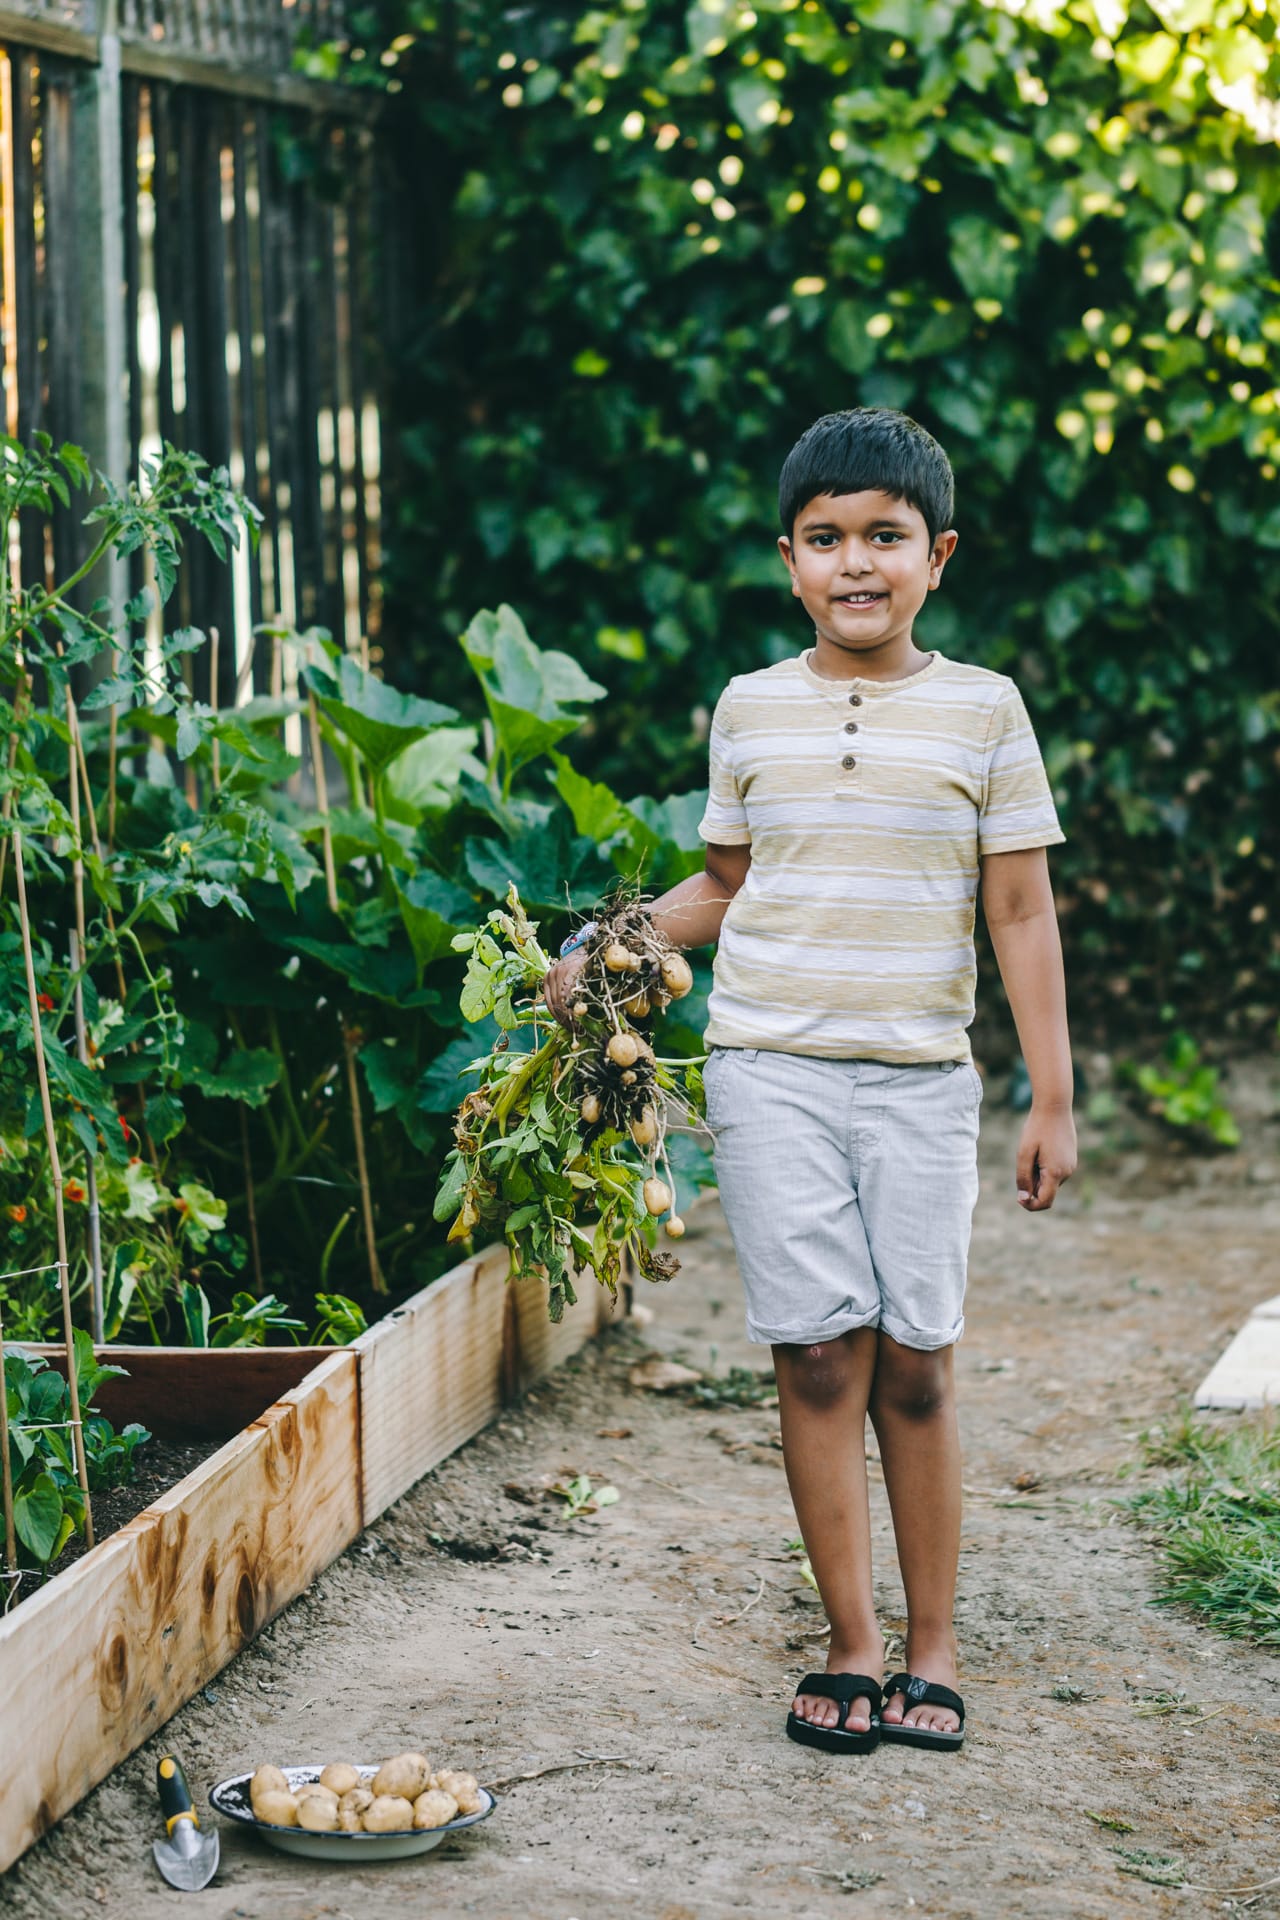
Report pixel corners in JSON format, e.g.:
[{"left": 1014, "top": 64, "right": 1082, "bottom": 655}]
[{"left": 0, "top": 0, "right": 380, "bottom": 692}]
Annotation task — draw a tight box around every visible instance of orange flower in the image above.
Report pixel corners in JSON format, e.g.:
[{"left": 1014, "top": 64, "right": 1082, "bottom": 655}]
[
  {"left": 6, "top": 1204, "right": 26, "bottom": 1224},
  {"left": 65, "top": 1179, "right": 87, "bottom": 1204},
  {"left": 37, "top": 992, "right": 54, "bottom": 1013}
]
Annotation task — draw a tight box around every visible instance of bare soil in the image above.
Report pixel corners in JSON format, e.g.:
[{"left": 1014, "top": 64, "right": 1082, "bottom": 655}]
[{"left": 4, "top": 1064, "right": 1280, "bottom": 1920}]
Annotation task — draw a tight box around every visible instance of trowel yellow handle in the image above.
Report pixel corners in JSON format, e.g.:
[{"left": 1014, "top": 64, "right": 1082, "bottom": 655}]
[{"left": 157, "top": 1754, "right": 200, "bottom": 1835}]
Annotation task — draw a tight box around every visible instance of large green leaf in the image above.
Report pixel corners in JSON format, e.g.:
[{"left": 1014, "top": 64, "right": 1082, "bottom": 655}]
[
  {"left": 463, "top": 814, "right": 613, "bottom": 914},
  {"left": 14, "top": 1471, "right": 65, "bottom": 1562},
  {"left": 385, "top": 726, "right": 483, "bottom": 818},
  {"left": 395, "top": 870, "right": 477, "bottom": 979},
  {"left": 460, "top": 605, "right": 606, "bottom": 787},
  {"left": 304, "top": 654, "right": 459, "bottom": 776}
]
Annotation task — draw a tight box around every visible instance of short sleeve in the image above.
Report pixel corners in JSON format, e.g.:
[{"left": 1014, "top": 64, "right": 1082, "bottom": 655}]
[
  {"left": 697, "top": 683, "right": 751, "bottom": 846},
  {"left": 978, "top": 683, "right": 1065, "bottom": 856}
]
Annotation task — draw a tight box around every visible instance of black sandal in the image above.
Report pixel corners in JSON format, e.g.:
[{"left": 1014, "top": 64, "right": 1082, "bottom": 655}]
[
  {"left": 785, "top": 1673, "right": 883, "bottom": 1754},
  {"left": 880, "top": 1671, "right": 965, "bottom": 1752}
]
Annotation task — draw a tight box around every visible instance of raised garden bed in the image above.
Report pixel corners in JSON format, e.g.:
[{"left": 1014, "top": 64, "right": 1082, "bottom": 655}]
[{"left": 0, "top": 1251, "right": 620, "bottom": 1873}]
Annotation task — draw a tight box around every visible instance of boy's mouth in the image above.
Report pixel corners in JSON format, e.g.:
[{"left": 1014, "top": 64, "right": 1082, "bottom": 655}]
[{"left": 834, "top": 592, "right": 887, "bottom": 608}]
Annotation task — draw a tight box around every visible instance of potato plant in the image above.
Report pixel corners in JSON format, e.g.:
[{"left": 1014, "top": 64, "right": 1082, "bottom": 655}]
[{"left": 435, "top": 888, "right": 703, "bottom": 1321}]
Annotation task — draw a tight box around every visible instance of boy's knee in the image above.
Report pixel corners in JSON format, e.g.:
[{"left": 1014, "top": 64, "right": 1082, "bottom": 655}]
[
  {"left": 781, "top": 1341, "right": 855, "bottom": 1410},
  {"left": 872, "top": 1345, "right": 953, "bottom": 1421}
]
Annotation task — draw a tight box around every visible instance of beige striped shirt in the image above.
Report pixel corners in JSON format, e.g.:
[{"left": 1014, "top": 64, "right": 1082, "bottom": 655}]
[{"left": 698, "top": 649, "right": 1064, "bottom": 1063}]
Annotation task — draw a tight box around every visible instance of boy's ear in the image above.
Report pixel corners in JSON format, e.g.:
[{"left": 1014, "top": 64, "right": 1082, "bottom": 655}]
[
  {"left": 778, "top": 534, "right": 802, "bottom": 594},
  {"left": 929, "top": 528, "right": 959, "bottom": 589}
]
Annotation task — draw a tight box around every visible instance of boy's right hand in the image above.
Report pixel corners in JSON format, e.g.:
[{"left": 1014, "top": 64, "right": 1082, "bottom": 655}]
[{"left": 541, "top": 948, "right": 588, "bottom": 1029}]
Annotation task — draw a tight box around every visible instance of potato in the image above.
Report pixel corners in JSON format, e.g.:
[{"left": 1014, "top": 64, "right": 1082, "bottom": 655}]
[
  {"left": 643, "top": 1177, "right": 671, "bottom": 1216},
  {"left": 319, "top": 1763, "right": 362, "bottom": 1797},
  {"left": 362, "top": 1794, "right": 416, "bottom": 1833},
  {"left": 297, "top": 1794, "right": 339, "bottom": 1833},
  {"left": 434, "top": 1769, "right": 483, "bottom": 1815},
  {"left": 606, "top": 1033, "right": 640, "bottom": 1068},
  {"left": 338, "top": 1806, "right": 364, "bottom": 1832},
  {"left": 412, "top": 1789, "right": 459, "bottom": 1830},
  {"left": 252, "top": 1789, "right": 299, "bottom": 1828},
  {"left": 249, "top": 1764, "right": 290, "bottom": 1806},
  {"left": 372, "top": 1752, "right": 431, "bottom": 1800},
  {"left": 339, "top": 1786, "right": 374, "bottom": 1819}
]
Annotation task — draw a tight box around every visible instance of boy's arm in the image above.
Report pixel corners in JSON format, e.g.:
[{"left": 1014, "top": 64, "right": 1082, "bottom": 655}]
[
  {"left": 541, "top": 844, "right": 750, "bottom": 1026},
  {"left": 980, "top": 846, "right": 1077, "bottom": 1213}
]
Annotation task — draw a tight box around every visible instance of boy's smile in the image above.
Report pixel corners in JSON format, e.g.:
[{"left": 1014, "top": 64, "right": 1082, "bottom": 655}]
[{"left": 778, "top": 489, "right": 957, "bottom": 681}]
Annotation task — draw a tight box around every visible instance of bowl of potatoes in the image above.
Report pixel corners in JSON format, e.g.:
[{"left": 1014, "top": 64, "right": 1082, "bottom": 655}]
[{"left": 209, "top": 1753, "right": 495, "bottom": 1862}]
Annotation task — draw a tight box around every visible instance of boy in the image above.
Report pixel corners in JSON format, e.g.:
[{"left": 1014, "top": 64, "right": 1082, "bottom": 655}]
[{"left": 544, "top": 408, "right": 1075, "bottom": 1753}]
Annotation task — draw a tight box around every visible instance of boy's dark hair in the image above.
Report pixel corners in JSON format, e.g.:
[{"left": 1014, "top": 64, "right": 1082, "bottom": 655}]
[{"left": 778, "top": 408, "right": 955, "bottom": 542}]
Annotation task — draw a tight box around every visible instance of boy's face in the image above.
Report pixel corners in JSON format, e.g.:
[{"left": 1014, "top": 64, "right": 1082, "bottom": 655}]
[{"left": 778, "top": 490, "right": 957, "bottom": 670}]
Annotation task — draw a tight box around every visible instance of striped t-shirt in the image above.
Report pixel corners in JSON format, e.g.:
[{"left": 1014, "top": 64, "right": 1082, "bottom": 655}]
[{"left": 697, "top": 649, "right": 1064, "bottom": 1064}]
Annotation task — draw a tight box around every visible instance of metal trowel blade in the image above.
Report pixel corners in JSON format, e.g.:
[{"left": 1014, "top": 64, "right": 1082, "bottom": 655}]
[{"left": 153, "top": 1823, "right": 220, "bottom": 1891}]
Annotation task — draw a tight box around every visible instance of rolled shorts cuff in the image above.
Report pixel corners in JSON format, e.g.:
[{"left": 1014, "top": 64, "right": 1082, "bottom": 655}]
[
  {"left": 746, "top": 1305, "right": 883, "bottom": 1348},
  {"left": 878, "top": 1310, "right": 965, "bottom": 1352}
]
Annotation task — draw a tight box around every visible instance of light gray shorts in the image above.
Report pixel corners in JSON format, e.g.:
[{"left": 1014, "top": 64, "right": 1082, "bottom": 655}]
[{"left": 703, "top": 1047, "right": 982, "bottom": 1352}]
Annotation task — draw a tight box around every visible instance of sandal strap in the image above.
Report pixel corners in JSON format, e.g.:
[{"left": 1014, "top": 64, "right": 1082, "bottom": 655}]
[
  {"left": 795, "top": 1673, "right": 884, "bottom": 1729},
  {"left": 883, "top": 1671, "right": 965, "bottom": 1726}
]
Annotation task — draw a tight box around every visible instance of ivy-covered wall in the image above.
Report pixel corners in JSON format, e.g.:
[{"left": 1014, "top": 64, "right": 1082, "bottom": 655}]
[{"left": 349, "top": 0, "right": 1280, "bottom": 1036}]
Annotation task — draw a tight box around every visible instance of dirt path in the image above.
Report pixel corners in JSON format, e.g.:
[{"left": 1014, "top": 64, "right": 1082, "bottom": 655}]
[{"left": 4, "top": 1073, "right": 1280, "bottom": 1920}]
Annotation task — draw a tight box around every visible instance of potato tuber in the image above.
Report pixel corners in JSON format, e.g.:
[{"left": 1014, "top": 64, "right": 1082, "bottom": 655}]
[
  {"left": 434, "top": 1769, "right": 483, "bottom": 1815},
  {"left": 372, "top": 1753, "right": 431, "bottom": 1800},
  {"left": 629, "top": 1106, "right": 657, "bottom": 1147},
  {"left": 252, "top": 1789, "right": 299, "bottom": 1828},
  {"left": 297, "top": 1794, "right": 340, "bottom": 1833},
  {"left": 604, "top": 942, "right": 638, "bottom": 973},
  {"left": 659, "top": 952, "right": 693, "bottom": 998},
  {"left": 250, "top": 1764, "right": 290, "bottom": 1807},
  {"left": 606, "top": 1032, "right": 640, "bottom": 1068},
  {"left": 319, "top": 1763, "right": 362, "bottom": 1797},
  {"left": 643, "top": 1177, "right": 672, "bottom": 1216},
  {"left": 362, "top": 1794, "right": 416, "bottom": 1833},
  {"left": 665, "top": 1215, "right": 686, "bottom": 1240},
  {"left": 412, "top": 1789, "right": 459, "bottom": 1830}
]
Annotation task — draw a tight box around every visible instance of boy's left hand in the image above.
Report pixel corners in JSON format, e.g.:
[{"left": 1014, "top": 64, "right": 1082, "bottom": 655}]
[{"left": 1015, "top": 1106, "right": 1077, "bottom": 1212}]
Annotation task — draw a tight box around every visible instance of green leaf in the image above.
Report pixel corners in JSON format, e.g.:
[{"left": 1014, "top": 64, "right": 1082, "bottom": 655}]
[
  {"left": 184, "top": 1048, "right": 281, "bottom": 1108},
  {"left": 395, "top": 870, "right": 476, "bottom": 979},
  {"left": 179, "top": 1280, "right": 211, "bottom": 1348},
  {"left": 433, "top": 1150, "right": 469, "bottom": 1223},
  {"left": 14, "top": 1472, "right": 65, "bottom": 1563},
  {"left": 384, "top": 726, "right": 482, "bottom": 816},
  {"left": 459, "top": 604, "right": 606, "bottom": 786},
  {"left": 303, "top": 655, "right": 458, "bottom": 776}
]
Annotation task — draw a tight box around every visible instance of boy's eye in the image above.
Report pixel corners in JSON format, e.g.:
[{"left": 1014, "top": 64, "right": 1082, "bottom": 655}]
[
  {"left": 808, "top": 533, "right": 838, "bottom": 548},
  {"left": 871, "top": 531, "right": 904, "bottom": 545}
]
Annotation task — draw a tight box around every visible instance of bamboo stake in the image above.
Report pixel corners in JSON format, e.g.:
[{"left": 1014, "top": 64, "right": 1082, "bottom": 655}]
[
  {"left": 239, "top": 1104, "right": 264, "bottom": 1296},
  {"left": 0, "top": 667, "right": 27, "bottom": 895},
  {"left": 12, "top": 826, "right": 94, "bottom": 1547},
  {"left": 107, "top": 700, "right": 117, "bottom": 849},
  {"left": 307, "top": 687, "right": 339, "bottom": 914},
  {"left": 69, "top": 932, "right": 104, "bottom": 1340},
  {"left": 342, "top": 1021, "right": 384, "bottom": 1295},
  {"left": 73, "top": 721, "right": 128, "bottom": 1006},
  {"left": 64, "top": 698, "right": 102, "bottom": 1328},
  {"left": 0, "top": 1291, "right": 17, "bottom": 1577},
  {"left": 209, "top": 625, "right": 221, "bottom": 792}
]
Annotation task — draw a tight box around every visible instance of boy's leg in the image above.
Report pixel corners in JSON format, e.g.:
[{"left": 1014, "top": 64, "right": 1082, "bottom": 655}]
[
  {"left": 774, "top": 1327, "right": 884, "bottom": 1731},
  {"left": 869, "top": 1336, "right": 962, "bottom": 1734}
]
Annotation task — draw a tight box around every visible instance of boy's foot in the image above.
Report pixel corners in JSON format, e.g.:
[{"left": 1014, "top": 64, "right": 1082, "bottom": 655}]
[
  {"left": 791, "top": 1645, "right": 884, "bottom": 1734},
  {"left": 881, "top": 1639, "right": 961, "bottom": 1736}
]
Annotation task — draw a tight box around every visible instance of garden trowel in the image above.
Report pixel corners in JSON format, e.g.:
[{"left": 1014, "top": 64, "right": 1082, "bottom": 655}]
[{"left": 152, "top": 1754, "right": 219, "bottom": 1891}]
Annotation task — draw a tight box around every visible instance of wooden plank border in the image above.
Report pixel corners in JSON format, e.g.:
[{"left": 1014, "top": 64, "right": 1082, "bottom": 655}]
[
  {"left": 355, "top": 1247, "right": 622, "bottom": 1523},
  {"left": 0, "top": 1248, "right": 621, "bottom": 1873},
  {"left": 0, "top": 1347, "right": 360, "bottom": 1872}
]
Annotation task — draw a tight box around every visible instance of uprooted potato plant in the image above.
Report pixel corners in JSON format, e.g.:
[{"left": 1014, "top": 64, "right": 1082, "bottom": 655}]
[{"left": 435, "top": 888, "right": 705, "bottom": 1321}]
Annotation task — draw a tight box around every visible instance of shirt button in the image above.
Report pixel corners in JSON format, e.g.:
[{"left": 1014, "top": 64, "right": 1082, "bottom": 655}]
[
  {"left": 841, "top": 754, "right": 856, "bottom": 769},
  {"left": 844, "top": 720, "right": 858, "bottom": 734},
  {"left": 848, "top": 693, "right": 862, "bottom": 706}
]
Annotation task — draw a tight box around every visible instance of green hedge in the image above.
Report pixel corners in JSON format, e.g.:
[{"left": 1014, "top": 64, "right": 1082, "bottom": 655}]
[{"left": 338, "top": 0, "right": 1280, "bottom": 1035}]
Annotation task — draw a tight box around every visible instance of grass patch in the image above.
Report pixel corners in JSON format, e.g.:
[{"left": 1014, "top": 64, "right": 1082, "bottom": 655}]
[{"left": 1128, "top": 1410, "right": 1280, "bottom": 1643}]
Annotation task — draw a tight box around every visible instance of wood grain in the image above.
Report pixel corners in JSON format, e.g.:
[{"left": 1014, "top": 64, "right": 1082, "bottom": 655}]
[
  {"left": 0, "top": 1349, "right": 360, "bottom": 1872},
  {"left": 357, "top": 1247, "right": 622, "bottom": 1523}
]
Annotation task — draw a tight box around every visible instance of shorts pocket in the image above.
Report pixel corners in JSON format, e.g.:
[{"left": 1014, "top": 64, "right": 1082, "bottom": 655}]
[{"left": 702, "top": 1048, "right": 731, "bottom": 1130}]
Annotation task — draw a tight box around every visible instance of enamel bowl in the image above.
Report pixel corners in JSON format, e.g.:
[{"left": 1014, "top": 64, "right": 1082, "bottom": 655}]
[{"left": 209, "top": 1764, "right": 496, "bottom": 1863}]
